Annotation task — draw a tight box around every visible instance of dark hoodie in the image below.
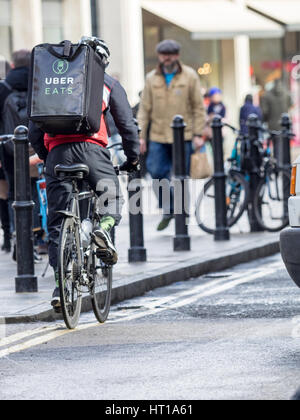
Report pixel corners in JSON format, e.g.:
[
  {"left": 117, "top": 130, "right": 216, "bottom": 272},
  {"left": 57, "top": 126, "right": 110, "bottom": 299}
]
[
  {"left": 0, "top": 66, "right": 29, "bottom": 199},
  {"left": 260, "top": 80, "right": 292, "bottom": 131},
  {"left": 0, "top": 66, "right": 29, "bottom": 115}
]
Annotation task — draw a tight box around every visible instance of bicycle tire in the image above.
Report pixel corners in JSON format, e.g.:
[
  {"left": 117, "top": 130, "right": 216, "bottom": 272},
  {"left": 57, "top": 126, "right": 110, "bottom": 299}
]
[
  {"left": 195, "top": 170, "right": 250, "bottom": 235},
  {"left": 58, "top": 217, "right": 82, "bottom": 329},
  {"left": 89, "top": 242, "right": 113, "bottom": 323},
  {"left": 253, "top": 168, "right": 290, "bottom": 232}
]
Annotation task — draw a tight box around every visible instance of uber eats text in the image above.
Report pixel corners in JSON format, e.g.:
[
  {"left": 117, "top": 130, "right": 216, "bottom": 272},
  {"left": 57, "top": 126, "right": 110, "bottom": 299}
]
[{"left": 44, "top": 77, "right": 74, "bottom": 95}]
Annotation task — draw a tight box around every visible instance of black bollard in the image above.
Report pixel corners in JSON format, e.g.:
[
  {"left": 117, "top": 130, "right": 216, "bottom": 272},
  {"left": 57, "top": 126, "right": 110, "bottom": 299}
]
[
  {"left": 211, "top": 115, "right": 230, "bottom": 241},
  {"left": 13, "top": 126, "right": 38, "bottom": 293},
  {"left": 128, "top": 169, "right": 147, "bottom": 263},
  {"left": 281, "top": 113, "right": 292, "bottom": 170},
  {"left": 281, "top": 113, "right": 292, "bottom": 218},
  {"left": 172, "top": 115, "right": 191, "bottom": 251},
  {"left": 247, "top": 114, "right": 264, "bottom": 232}
]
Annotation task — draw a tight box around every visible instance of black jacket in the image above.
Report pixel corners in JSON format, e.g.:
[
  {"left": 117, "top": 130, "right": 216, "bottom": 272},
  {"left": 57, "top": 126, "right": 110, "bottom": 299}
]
[
  {"left": 29, "top": 73, "right": 140, "bottom": 162},
  {"left": 0, "top": 67, "right": 29, "bottom": 115},
  {"left": 0, "top": 67, "right": 29, "bottom": 179}
]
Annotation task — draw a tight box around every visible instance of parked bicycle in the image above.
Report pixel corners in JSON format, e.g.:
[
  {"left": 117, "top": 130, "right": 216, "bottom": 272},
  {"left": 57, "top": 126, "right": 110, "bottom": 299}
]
[
  {"left": 0, "top": 135, "right": 49, "bottom": 260},
  {"left": 195, "top": 124, "right": 291, "bottom": 234}
]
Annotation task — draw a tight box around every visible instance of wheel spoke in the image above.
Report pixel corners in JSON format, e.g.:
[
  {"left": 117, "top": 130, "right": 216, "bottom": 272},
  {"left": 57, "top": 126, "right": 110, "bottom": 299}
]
[{"left": 58, "top": 218, "right": 82, "bottom": 329}]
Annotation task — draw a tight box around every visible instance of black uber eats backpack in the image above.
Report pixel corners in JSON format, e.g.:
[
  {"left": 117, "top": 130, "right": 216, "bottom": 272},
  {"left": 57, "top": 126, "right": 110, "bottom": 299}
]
[{"left": 28, "top": 40, "right": 105, "bottom": 135}]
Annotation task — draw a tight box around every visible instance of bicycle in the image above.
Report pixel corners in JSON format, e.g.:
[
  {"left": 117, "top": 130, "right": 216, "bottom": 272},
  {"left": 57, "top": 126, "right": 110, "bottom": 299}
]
[
  {"left": 252, "top": 129, "right": 292, "bottom": 232},
  {"left": 55, "top": 163, "right": 123, "bottom": 329},
  {"left": 195, "top": 127, "right": 250, "bottom": 234},
  {"left": 195, "top": 124, "right": 292, "bottom": 234}
]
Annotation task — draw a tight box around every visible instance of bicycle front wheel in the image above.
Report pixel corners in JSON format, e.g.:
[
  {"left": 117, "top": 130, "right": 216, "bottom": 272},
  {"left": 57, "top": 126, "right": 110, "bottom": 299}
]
[
  {"left": 58, "top": 217, "right": 82, "bottom": 329},
  {"left": 195, "top": 171, "right": 249, "bottom": 235},
  {"left": 254, "top": 168, "right": 291, "bottom": 232},
  {"left": 89, "top": 242, "right": 113, "bottom": 323}
]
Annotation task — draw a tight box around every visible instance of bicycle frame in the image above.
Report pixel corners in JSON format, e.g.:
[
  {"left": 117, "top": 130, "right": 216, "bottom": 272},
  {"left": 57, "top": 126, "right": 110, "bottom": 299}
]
[
  {"left": 36, "top": 164, "right": 48, "bottom": 240},
  {"left": 62, "top": 178, "right": 100, "bottom": 288}
]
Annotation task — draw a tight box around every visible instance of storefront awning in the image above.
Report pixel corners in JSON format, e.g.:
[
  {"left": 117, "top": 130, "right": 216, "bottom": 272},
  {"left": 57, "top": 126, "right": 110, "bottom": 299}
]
[
  {"left": 247, "top": 0, "right": 300, "bottom": 31},
  {"left": 141, "top": 0, "right": 284, "bottom": 40}
]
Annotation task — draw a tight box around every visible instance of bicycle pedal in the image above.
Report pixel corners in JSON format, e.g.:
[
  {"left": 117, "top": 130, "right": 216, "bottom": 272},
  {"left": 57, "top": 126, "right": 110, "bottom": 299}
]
[
  {"left": 54, "top": 306, "right": 62, "bottom": 314},
  {"left": 96, "top": 249, "right": 112, "bottom": 257},
  {"left": 96, "top": 249, "right": 114, "bottom": 265}
]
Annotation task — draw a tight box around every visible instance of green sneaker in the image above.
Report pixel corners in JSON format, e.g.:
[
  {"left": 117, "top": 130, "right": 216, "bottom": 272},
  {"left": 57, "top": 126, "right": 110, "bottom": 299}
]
[
  {"left": 51, "top": 271, "right": 61, "bottom": 311},
  {"left": 157, "top": 215, "right": 174, "bottom": 232},
  {"left": 100, "top": 216, "right": 115, "bottom": 232}
]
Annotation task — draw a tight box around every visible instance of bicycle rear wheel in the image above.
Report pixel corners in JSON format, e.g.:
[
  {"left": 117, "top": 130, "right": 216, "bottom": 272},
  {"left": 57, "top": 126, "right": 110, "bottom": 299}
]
[
  {"left": 195, "top": 170, "right": 249, "bottom": 235},
  {"left": 254, "top": 168, "right": 290, "bottom": 232},
  {"left": 89, "top": 241, "right": 113, "bottom": 323},
  {"left": 58, "top": 217, "right": 82, "bottom": 329}
]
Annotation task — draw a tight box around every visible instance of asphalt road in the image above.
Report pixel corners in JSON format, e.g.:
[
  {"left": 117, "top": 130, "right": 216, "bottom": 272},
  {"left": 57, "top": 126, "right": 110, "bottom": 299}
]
[{"left": 1, "top": 253, "right": 300, "bottom": 401}]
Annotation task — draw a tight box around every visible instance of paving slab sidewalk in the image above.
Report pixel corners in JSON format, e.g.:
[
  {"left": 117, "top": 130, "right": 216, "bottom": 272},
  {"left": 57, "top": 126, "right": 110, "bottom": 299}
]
[{"left": 0, "top": 211, "right": 280, "bottom": 323}]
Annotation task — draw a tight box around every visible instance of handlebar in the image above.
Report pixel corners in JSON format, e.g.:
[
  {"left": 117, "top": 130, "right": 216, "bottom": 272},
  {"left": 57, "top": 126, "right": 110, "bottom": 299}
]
[
  {"left": 0, "top": 135, "right": 14, "bottom": 144},
  {"left": 223, "top": 122, "right": 295, "bottom": 140},
  {"left": 223, "top": 122, "right": 240, "bottom": 134}
]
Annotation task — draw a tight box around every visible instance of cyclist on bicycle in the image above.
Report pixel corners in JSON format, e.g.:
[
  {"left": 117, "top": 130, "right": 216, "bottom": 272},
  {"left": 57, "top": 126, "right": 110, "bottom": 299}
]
[{"left": 29, "top": 38, "right": 140, "bottom": 310}]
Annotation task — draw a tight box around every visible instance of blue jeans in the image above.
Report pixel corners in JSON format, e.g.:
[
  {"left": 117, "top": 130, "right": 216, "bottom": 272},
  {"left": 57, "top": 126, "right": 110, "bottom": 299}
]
[{"left": 146, "top": 140, "right": 193, "bottom": 215}]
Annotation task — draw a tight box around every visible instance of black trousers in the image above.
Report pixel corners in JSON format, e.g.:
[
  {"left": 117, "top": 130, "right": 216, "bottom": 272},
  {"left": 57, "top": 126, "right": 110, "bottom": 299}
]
[
  {"left": 0, "top": 199, "right": 10, "bottom": 237},
  {"left": 0, "top": 167, "right": 10, "bottom": 237},
  {"left": 45, "top": 142, "right": 124, "bottom": 269}
]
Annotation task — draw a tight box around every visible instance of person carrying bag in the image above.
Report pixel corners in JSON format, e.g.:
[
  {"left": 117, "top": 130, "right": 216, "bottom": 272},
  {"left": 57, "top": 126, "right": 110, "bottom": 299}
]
[{"left": 190, "top": 144, "right": 213, "bottom": 180}]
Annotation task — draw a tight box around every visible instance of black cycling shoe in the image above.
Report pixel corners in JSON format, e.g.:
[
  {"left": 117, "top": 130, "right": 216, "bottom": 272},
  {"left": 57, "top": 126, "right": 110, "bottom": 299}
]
[
  {"left": 51, "top": 287, "right": 61, "bottom": 312},
  {"left": 91, "top": 227, "right": 118, "bottom": 265},
  {"left": 12, "top": 244, "right": 16, "bottom": 262}
]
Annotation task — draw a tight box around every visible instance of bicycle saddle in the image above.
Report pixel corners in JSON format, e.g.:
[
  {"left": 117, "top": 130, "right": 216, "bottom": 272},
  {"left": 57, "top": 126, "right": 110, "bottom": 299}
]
[{"left": 55, "top": 164, "right": 89, "bottom": 179}]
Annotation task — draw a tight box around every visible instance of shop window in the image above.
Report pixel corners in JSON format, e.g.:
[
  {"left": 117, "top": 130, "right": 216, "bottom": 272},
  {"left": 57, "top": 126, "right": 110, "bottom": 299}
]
[{"left": 250, "top": 38, "right": 282, "bottom": 88}]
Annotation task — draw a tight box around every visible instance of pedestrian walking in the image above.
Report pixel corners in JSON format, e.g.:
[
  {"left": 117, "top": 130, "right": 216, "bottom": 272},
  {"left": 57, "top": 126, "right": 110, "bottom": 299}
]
[
  {"left": 202, "top": 87, "right": 226, "bottom": 143},
  {"left": 0, "top": 50, "right": 45, "bottom": 260},
  {"left": 260, "top": 79, "right": 292, "bottom": 131},
  {"left": 0, "top": 165, "right": 10, "bottom": 252},
  {"left": 138, "top": 39, "right": 206, "bottom": 231},
  {"left": 207, "top": 87, "right": 226, "bottom": 119},
  {"left": 260, "top": 78, "right": 292, "bottom": 160},
  {"left": 239, "top": 94, "right": 262, "bottom": 135},
  {"left": 0, "top": 50, "right": 31, "bottom": 252}
]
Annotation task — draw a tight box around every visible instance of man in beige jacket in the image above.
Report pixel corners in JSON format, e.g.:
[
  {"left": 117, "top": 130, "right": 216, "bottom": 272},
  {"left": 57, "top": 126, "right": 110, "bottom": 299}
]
[{"left": 138, "top": 40, "right": 206, "bottom": 231}]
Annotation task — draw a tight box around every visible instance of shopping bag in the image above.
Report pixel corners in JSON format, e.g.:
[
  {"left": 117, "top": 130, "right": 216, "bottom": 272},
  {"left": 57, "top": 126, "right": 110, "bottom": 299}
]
[{"left": 190, "top": 146, "right": 213, "bottom": 179}]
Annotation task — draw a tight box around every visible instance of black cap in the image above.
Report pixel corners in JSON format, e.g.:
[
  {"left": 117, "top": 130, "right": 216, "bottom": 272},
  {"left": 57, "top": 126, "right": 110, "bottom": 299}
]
[{"left": 156, "top": 40, "right": 181, "bottom": 55}]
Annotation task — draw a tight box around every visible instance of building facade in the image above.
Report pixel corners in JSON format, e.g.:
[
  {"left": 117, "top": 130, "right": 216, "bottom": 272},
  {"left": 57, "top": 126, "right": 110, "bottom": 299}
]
[{"left": 0, "top": 0, "right": 299, "bottom": 133}]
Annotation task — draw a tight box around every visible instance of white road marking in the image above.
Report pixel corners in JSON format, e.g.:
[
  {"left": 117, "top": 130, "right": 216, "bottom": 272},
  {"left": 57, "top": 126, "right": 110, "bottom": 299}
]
[
  {"left": 111, "top": 264, "right": 282, "bottom": 317},
  {"left": 0, "top": 322, "right": 101, "bottom": 358},
  {"left": 0, "top": 260, "right": 283, "bottom": 358},
  {"left": 109, "top": 264, "right": 281, "bottom": 323},
  {"left": 0, "top": 325, "right": 61, "bottom": 348}
]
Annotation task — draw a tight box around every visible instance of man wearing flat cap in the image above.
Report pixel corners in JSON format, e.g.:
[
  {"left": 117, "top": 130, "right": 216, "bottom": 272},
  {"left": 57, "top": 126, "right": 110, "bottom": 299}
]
[{"left": 138, "top": 39, "right": 206, "bottom": 231}]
